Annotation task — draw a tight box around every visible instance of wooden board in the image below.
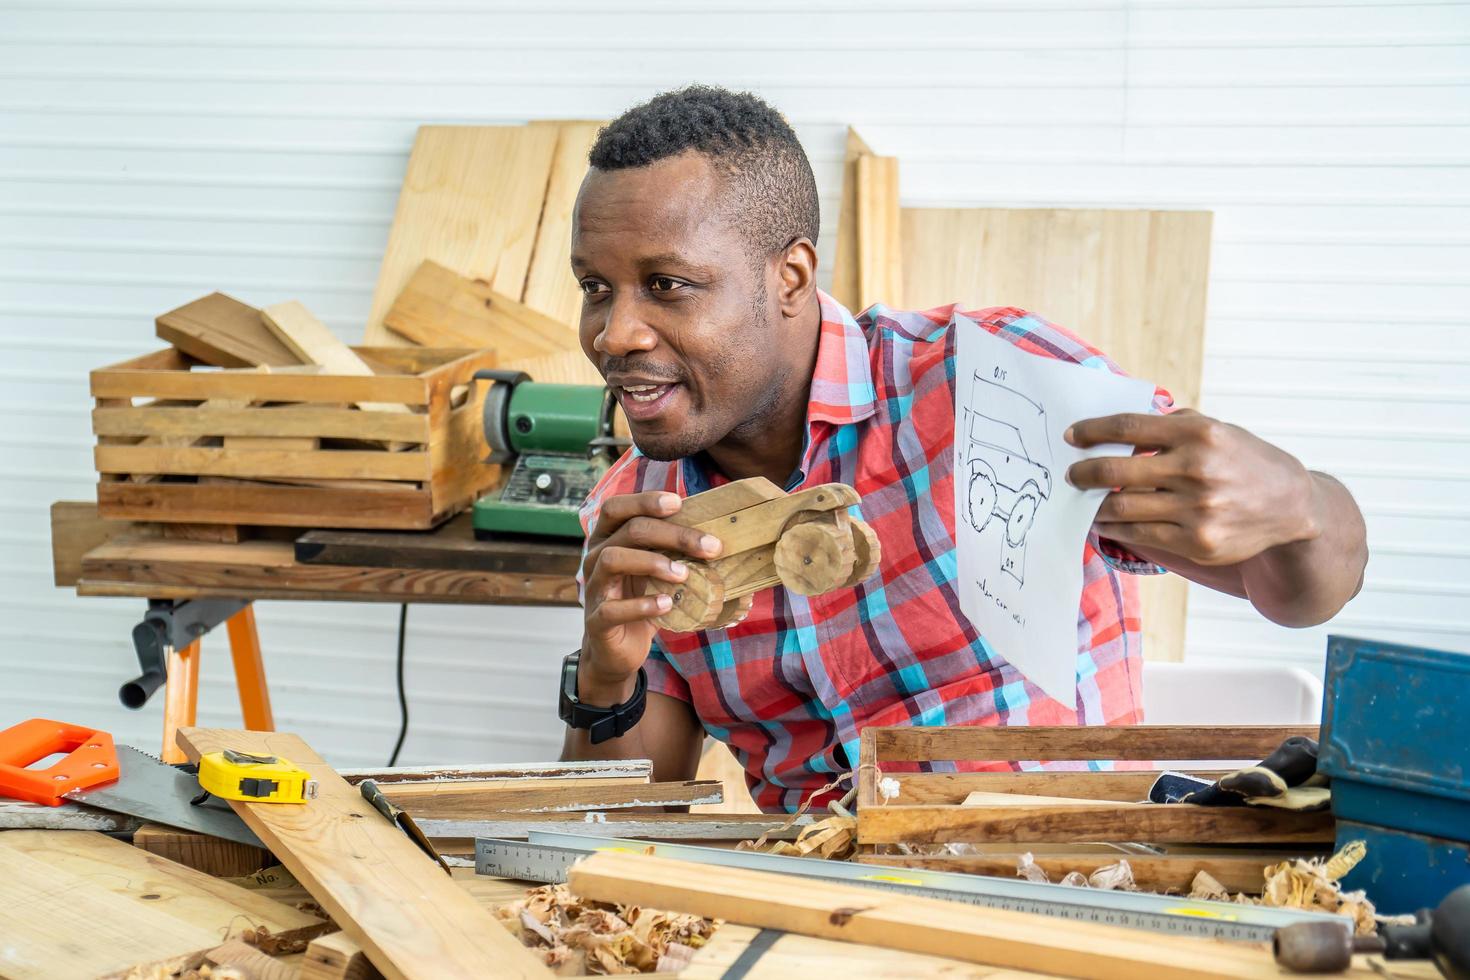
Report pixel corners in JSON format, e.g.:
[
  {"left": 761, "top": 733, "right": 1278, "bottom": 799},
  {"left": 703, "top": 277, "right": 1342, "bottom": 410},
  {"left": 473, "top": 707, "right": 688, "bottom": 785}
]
[
  {"left": 376, "top": 778, "right": 722, "bottom": 819},
  {"left": 870, "top": 724, "right": 1315, "bottom": 764},
  {"left": 898, "top": 207, "right": 1212, "bottom": 664},
  {"left": 857, "top": 803, "right": 1335, "bottom": 845},
  {"left": 175, "top": 727, "right": 552, "bottom": 980},
  {"left": 567, "top": 851, "right": 1287, "bottom": 979},
  {"left": 156, "top": 292, "right": 301, "bottom": 368},
  {"left": 856, "top": 852, "right": 1286, "bottom": 895},
  {"left": 684, "top": 924, "right": 1436, "bottom": 980},
  {"left": 522, "top": 120, "right": 604, "bottom": 327},
  {"left": 381, "top": 259, "right": 574, "bottom": 360},
  {"left": 364, "top": 125, "right": 560, "bottom": 346},
  {"left": 132, "top": 822, "right": 274, "bottom": 877},
  {"left": 262, "top": 300, "right": 411, "bottom": 416},
  {"left": 0, "top": 830, "right": 316, "bottom": 980},
  {"left": 77, "top": 535, "right": 579, "bottom": 605},
  {"left": 682, "top": 924, "right": 1043, "bottom": 979},
  {"left": 295, "top": 513, "right": 582, "bottom": 576},
  {"left": 829, "top": 127, "right": 874, "bottom": 312},
  {"left": 338, "top": 759, "right": 651, "bottom": 784},
  {"left": 887, "top": 769, "right": 1229, "bottom": 804},
  {"left": 855, "top": 154, "right": 902, "bottom": 313},
  {"left": 417, "top": 812, "right": 810, "bottom": 842},
  {"left": 49, "top": 499, "right": 155, "bottom": 587},
  {"left": 302, "top": 931, "right": 380, "bottom": 980}
]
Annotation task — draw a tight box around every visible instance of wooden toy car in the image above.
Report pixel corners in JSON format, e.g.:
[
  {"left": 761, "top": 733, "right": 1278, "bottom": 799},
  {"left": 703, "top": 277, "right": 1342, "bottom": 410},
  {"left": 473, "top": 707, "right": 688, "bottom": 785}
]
[{"left": 645, "top": 477, "right": 881, "bottom": 632}]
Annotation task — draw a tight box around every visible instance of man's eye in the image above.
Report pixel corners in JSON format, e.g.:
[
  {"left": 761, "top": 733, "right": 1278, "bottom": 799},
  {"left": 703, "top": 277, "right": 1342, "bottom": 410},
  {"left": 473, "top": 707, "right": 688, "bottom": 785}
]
[
  {"left": 650, "top": 276, "right": 684, "bottom": 293},
  {"left": 580, "top": 280, "right": 609, "bottom": 296}
]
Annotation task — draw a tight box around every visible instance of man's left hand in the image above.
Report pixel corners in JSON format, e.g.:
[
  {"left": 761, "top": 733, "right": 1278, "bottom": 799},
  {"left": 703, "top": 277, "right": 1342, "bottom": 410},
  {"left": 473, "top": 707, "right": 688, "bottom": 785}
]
[{"left": 1064, "top": 409, "right": 1321, "bottom": 567}]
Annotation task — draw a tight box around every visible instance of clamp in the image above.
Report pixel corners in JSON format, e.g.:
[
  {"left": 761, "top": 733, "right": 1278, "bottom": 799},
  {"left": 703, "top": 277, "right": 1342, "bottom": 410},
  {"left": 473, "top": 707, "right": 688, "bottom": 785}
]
[{"left": 120, "top": 598, "right": 249, "bottom": 709}]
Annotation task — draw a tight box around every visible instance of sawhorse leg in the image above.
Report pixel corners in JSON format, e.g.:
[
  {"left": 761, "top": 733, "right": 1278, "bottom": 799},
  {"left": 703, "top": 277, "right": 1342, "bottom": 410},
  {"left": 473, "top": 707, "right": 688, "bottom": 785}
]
[
  {"left": 158, "top": 604, "right": 275, "bottom": 763},
  {"left": 226, "top": 604, "right": 274, "bottom": 731},
  {"left": 160, "top": 640, "right": 200, "bottom": 764}
]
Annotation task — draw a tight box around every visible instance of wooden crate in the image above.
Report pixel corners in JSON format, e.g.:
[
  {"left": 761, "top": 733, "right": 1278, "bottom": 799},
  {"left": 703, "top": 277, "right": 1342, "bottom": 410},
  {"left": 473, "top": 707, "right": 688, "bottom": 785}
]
[
  {"left": 855, "top": 724, "right": 1332, "bottom": 893},
  {"left": 92, "top": 347, "right": 497, "bottom": 530}
]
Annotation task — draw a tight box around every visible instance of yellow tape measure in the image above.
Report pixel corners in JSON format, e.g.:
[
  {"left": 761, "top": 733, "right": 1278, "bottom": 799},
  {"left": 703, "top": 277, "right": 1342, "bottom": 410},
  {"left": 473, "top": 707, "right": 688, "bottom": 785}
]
[{"left": 198, "top": 749, "right": 319, "bottom": 804}]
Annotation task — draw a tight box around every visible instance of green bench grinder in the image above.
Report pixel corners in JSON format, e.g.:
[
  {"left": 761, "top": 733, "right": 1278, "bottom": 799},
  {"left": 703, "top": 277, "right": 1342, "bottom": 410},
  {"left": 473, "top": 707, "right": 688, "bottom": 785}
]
[{"left": 470, "top": 369, "right": 628, "bottom": 539}]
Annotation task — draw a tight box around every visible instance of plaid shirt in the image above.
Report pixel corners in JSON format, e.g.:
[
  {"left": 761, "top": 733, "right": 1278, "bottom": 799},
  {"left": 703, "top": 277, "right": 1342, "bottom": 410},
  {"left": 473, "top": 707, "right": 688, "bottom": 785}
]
[{"left": 579, "top": 291, "right": 1172, "bottom": 812}]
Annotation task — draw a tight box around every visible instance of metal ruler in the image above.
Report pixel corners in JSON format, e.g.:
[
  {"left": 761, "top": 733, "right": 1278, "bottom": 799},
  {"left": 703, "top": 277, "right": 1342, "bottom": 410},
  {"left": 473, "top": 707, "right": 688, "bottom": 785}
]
[{"left": 475, "top": 831, "right": 1346, "bottom": 943}]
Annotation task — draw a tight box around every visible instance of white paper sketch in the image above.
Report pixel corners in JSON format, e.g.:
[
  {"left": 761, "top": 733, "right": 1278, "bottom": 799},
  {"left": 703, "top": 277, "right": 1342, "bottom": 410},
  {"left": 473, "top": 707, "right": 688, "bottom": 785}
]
[
  {"left": 961, "top": 370, "right": 1054, "bottom": 586},
  {"left": 954, "top": 319, "right": 1157, "bottom": 705}
]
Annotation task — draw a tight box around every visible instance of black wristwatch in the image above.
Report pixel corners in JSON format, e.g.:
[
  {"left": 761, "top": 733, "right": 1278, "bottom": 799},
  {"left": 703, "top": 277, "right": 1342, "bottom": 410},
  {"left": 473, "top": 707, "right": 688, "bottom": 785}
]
[{"left": 558, "top": 651, "right": 648, "bottom": 745}]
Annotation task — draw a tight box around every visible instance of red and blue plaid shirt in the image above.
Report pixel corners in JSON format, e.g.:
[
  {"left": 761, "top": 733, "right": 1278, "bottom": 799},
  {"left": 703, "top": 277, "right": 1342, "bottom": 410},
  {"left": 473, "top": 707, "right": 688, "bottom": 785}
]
[{"left": 579, "top": 291, "right": 1173, "bottom": 812}]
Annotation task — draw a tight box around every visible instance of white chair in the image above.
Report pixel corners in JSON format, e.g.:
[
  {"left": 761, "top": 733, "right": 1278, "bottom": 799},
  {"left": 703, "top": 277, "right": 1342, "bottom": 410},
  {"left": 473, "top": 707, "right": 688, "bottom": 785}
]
[{"left": 1142, "top": 661, "right": 1323, "bottom": 725}]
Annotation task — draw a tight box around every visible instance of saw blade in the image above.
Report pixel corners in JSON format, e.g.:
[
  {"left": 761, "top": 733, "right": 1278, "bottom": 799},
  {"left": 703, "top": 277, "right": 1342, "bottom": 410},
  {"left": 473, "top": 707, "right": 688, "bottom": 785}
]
[{"left": 66, "top": 745, "right": 263, "bottom": 848}]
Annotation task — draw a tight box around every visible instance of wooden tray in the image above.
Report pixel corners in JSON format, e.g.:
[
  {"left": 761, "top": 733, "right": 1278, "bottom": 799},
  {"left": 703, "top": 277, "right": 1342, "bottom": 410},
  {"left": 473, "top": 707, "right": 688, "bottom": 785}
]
[
  {"left": 855, "top": 724, "right": 1331, "bottom": 893},
  {"left": 91, "top": 346, "right": 496, "bottom": 530}
]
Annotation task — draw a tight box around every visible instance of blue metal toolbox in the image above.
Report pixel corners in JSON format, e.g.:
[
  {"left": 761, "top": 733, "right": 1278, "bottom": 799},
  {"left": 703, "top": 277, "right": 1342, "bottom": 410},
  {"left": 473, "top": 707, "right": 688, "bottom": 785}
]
[{"left": 1319, "top": 634, "right": 1470, "bottom": 914}]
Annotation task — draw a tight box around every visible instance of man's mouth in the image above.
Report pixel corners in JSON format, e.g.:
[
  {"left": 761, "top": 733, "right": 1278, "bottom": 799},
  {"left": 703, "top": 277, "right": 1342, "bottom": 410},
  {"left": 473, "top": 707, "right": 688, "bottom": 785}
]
[{"left": 614, "top": 381, "right": 682, "bottom": 422}]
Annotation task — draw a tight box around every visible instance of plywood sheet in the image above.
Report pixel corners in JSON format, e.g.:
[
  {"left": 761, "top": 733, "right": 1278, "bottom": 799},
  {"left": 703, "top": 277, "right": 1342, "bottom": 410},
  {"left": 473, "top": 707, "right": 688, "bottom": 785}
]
[
  {"left": 855, "top": 154, "right": 902, "bottom": 313},
  {"left": 382, "top": 259, "right": 572, "bottom": 361},
  {"left": 899, "top": 207, "right": 1213, "bottom": 663},
  {"left": 829, "top": 127, "right": 874, "bottom": 312},
  {"left": 365, "top": 125, "right": 559, "bottom": 346},
  {"left": 0, "top": 830, "right": 315, "bottom": 980},
  {"left": 522, "top": 120, "right": 604, "bottom": 327}
]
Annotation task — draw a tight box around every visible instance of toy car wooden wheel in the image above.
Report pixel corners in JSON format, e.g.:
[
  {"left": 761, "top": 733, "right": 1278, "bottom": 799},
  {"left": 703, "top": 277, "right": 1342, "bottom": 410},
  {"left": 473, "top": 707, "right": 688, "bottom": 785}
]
[
  {"left": 707, "top": 597, "right": 751, "bottom": 630},
  {"left": 773, "top": 517, "right": 856, "bottom": 596},
  {"left": 841, "top": 519, "right": 882, "bottom": 589},
  {"left": 649, "top": 562, "right": 726, "bottom": 632}
]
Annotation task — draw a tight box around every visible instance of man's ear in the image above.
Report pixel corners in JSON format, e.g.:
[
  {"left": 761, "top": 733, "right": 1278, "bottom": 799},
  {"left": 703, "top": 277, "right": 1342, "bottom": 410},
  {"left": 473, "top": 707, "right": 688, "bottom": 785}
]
[{"left": 775, "top": 238, "right": 818, "bottom": 319}]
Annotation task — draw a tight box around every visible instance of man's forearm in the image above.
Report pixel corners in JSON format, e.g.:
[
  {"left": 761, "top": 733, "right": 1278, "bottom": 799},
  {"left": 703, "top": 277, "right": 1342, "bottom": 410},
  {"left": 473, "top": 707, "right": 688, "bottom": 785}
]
[
  {"left": 559, "top": 675, "right": 705, "bottom": 784},
  {"left": 1237, "top": 472, "right": 1366, "bottom": 628}
]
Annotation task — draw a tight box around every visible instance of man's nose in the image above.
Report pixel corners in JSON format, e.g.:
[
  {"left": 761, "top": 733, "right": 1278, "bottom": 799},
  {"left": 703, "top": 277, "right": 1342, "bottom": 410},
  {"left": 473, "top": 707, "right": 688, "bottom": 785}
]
[{"left": 595, "top": 294, "right": 658, "bottom": 356}]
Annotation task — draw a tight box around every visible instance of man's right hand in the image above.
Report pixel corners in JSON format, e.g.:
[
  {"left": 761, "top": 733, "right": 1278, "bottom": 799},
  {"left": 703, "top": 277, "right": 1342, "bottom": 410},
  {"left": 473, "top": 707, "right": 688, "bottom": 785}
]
[{"left": 580, "top": 491, "right": 738, "bottom": 704}]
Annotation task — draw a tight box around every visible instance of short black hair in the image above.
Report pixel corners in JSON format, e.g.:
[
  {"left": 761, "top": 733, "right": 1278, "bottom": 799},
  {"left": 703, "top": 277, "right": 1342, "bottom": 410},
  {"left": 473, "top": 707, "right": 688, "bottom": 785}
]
[{"left": 589, "top": 85, "right": 820, "bottom": 258}]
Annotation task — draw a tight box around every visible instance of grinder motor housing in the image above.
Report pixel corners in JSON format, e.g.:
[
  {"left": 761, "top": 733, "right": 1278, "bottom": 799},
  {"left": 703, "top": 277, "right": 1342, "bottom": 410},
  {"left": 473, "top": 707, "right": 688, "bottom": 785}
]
[{"left": 472, "top": 369, "right": 626, "bottom": 539}]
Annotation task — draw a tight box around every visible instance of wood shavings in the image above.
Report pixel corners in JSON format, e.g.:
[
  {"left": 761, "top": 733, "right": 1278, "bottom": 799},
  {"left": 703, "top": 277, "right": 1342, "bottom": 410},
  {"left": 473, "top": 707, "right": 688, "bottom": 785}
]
[
  {"left": 1016, "top": 852, "right": 1138, "bottom": 891},
  {"left": 738, "top": 774, "right": 853, "bottom": 857},
  {"left": 239, "top": 920, "right": 336, "bottom": 955},
  {"left": 1186, "top": 840, "right": 1377, "bottom": 935},
  {"left": 1188, "top": 870, "right": 1232, "bottom": 902},
  {"left": 495, "top": 883, "right": 717, "bottom": 975},
  {"left": 758, "top": 814, "right": 857, "bottom": 861}
]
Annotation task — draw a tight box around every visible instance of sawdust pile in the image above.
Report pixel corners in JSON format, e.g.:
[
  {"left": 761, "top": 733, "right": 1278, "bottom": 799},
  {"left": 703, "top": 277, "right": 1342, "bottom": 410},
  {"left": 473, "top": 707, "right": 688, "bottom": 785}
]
[
  {"left": 495, "top": 883, "right": 718, "bottom": 975},
  {"left": 1188, "top": 839, "right": 1379, "bottom": 935}
]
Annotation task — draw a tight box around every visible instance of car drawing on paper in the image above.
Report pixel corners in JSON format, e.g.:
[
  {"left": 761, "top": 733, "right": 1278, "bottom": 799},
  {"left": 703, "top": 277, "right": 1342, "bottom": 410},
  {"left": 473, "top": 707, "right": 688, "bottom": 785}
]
[{"left": 963, "top": 372, "right": 1054, "bottom": 552}]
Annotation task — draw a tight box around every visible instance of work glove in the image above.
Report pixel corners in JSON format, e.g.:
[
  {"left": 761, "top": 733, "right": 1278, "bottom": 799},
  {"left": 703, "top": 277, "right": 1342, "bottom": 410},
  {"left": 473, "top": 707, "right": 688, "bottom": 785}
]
[{"left": 1149, "top": 735, "right": 1330, "bottom": 811}]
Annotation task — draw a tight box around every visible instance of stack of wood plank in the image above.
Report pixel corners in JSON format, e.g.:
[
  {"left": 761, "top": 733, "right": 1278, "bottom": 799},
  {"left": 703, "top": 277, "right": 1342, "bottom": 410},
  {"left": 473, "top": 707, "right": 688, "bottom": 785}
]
[{"left": 91, "top": 121, "right": 608, "bottom": 533}]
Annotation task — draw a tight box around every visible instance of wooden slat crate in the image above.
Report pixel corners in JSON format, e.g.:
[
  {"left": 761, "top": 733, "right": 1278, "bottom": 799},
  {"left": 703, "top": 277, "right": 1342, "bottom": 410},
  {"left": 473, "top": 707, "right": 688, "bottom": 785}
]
[
  {"left": 92, "top": 347, "right": 497, "bottom": 530},
  {"left": 856, "top": 724, "right": 1331, "bottom": 893}
]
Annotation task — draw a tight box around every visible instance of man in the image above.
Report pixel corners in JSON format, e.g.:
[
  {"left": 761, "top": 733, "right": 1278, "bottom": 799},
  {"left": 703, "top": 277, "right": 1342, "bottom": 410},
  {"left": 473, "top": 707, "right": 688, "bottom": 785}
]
[{"left": 558, "top": 86, "right": 1368, "bottom": 812}]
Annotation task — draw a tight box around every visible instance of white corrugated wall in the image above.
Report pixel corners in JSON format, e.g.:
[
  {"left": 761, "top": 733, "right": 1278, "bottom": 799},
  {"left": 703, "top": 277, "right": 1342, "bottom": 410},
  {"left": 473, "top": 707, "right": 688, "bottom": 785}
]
[{"left": 2, "top": 1, "right": 1466, "bottom": 766}]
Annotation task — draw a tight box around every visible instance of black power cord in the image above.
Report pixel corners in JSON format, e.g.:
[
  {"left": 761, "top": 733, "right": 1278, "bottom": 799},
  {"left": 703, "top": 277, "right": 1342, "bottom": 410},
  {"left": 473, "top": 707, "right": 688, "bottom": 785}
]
[{"left": 387, "top": 603, "right": 409, "bottom": 766}]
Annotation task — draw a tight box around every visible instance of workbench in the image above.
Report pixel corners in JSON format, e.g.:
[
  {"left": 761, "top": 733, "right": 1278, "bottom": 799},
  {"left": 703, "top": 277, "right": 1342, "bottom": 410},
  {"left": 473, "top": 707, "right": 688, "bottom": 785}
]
[{"left": 50, "top": 502, "right": 582, "bottom": 760}]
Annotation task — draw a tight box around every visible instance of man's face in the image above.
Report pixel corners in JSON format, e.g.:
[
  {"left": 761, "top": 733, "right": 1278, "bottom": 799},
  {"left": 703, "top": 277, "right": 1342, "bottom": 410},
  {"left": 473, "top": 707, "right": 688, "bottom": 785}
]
[{"left": 571, "top": 151, "right": 785, "bottom": 461}]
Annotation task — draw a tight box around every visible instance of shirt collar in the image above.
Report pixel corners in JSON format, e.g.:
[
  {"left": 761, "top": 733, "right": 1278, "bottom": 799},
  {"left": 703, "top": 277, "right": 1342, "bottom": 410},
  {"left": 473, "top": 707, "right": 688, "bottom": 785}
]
[{"left": 806, "top": 288, "right": 878, "bottom": 427}]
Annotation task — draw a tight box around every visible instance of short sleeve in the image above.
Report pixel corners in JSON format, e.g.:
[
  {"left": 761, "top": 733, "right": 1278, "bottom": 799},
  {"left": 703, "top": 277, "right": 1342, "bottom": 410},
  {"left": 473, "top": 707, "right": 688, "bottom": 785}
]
[{"left": 644, "top": 638, "right": 692, "bottom": 703}]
